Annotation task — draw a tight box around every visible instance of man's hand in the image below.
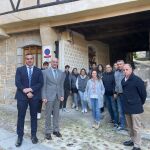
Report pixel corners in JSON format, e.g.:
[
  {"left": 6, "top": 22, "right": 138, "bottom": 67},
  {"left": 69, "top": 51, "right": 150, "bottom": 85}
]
[
  {"left": 113, "top": 94, "right": 118, "bottom": 100},
  {"left": 23, "top": 88, "right": 33, "bottom": 94},
  {"left": 42, "top": 99, "right": 48, "bottom": 104},
  {"left": 27, "top": 92, "right": 33, "bottom": 99},
  {"left": 60, "top": 97, "right": 64, "bottom": 101}
]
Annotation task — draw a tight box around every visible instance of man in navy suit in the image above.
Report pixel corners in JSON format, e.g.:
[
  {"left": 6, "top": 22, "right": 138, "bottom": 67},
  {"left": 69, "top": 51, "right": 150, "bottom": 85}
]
[{"left": 15, "top": 54, "right": 43, "bottom": 147}]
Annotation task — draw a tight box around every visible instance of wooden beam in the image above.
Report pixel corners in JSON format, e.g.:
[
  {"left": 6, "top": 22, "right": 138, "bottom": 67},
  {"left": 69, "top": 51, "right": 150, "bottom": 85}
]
[
  {"left": 9, "top": 0, "right": 15, "bottom": 11},
  {"left": 86, "top": 25, "right": 150, "bottom": 41}
]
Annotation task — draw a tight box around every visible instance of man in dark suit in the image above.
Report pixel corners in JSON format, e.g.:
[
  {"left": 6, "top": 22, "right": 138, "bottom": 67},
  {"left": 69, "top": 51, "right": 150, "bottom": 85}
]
[
  {"left": 15, "top": 54, "right": 43, "bottom": 147},
  {"left": 42, "top": 58, "right": 64, "bottom": 140},
  {"left": 121, "top": 64, "right": 147, "bottom": 150}
]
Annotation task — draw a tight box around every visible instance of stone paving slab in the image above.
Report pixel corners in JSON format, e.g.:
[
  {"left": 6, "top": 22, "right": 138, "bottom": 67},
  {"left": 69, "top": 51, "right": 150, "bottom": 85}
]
[
  {"left": 0, "top": 129, "right": 51, "bottom": 150},
  {"left": 0, "top": 129, "right": 15, "bottom": 141}
]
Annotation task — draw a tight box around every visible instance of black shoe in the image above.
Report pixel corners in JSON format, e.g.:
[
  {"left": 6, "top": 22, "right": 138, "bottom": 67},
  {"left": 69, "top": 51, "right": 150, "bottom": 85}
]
[
  {"left": 31, "top": 136, "right": 38, "bottom": 144},
  {"left": 15, "top": 137, "right": 23, "bottom": 147},
  {"left": 45, "top": 133, "right": 52, "bottom": 140},
  {"left": 53, "top": 132, "right": 62, "bottom": 137},
  {"left": 123, "top": 140, "right": 134, "bottom": 146},
  {"left": 132, "top": 147, "right": 141, "bottom": 150}
]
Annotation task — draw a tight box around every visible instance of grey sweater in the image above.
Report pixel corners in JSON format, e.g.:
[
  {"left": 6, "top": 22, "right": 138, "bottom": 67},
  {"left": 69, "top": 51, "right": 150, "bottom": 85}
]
[
  {"left": 76, "top": 75, "right": 89, "bottom": 92},
  {"left": 114, "top": 70, "right": 124, "bottom": 94}
]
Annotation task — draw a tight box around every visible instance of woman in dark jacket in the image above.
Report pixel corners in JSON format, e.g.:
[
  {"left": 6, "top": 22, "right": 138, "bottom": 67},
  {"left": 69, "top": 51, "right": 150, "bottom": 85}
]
[
  {"left": 97, "top": 64, "right": 105, "bottom": 113},
  {"left": 71, "top": 68, "right": 79, "bottom": 110}
]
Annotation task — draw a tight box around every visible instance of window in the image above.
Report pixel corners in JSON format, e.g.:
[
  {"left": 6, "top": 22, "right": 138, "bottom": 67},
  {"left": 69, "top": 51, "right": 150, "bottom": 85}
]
[{"left": 23, "top": 45, "right": 42, "bottom": 68}]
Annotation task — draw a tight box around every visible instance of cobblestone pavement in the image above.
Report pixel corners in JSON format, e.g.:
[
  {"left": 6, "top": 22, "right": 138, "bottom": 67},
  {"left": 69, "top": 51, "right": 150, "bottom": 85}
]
[{"left": 0, "top": 104, "right": 150, "bottom": 150}]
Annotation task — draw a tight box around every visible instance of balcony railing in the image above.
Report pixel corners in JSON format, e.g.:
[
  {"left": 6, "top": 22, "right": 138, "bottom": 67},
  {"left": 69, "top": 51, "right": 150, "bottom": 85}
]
[{"left": 0, "top": 0, "right": 79, "bottom": 16}]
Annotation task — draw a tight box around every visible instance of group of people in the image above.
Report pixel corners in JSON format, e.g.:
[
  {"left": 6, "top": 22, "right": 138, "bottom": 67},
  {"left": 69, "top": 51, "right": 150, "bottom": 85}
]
[{"left": 15, "top": 54, "right": 147, "bottom": 150}]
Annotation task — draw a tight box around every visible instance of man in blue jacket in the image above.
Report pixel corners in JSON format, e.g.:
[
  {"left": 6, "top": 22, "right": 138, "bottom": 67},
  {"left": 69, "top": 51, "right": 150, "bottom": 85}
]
[
  {"left": 15, "top": 54, "right": 43, "bottom": 147},
  {"left": 122, "top": 64, "right": 147, "bottom": 150}
]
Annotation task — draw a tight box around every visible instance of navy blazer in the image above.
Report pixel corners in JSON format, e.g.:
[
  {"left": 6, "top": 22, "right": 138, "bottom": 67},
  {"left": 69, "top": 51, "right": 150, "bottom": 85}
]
[
  {"left": 15, "top": 65, "right": 43, "bottom": 101},
  {"left": 121, "top": 73, "right": 147, "bottom": 114}
]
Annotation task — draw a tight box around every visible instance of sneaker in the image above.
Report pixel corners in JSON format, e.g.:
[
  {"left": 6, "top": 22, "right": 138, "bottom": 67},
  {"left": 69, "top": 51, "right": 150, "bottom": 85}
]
[
  {"left": 95, "top": 122, "right": 100, "bottom": 130},
  {"left": 81, "top": 109, "right": 84, "bottom": 113},
  {"left": 92, "top": 123, "right": 96, "bottom": 128},
  {"left": 37, "top": 113, "right": 41, "bottom": 119},
  {"left": 51, "top": 114, "right": 53, "bottom": 118},
  {"left": 117, "top": 126, "right": 125, "bottom": 131},
  {"left": 84, "top": 108, "right": 87, "bottom": 113},
  {"left": 76, "top": 107, "right": 79, "bottom": 111},
  {"left": 63, "top": 108, "right": 70, "bottom": 112},
  {"left": 72, "top": 104, "right": 75, "bottom": 109}
]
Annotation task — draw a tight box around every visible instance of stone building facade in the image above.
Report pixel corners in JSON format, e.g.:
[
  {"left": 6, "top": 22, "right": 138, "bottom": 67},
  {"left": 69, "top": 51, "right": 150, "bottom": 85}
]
[{"left": 0, "top": 0, "right": 150, "bottom": 103}]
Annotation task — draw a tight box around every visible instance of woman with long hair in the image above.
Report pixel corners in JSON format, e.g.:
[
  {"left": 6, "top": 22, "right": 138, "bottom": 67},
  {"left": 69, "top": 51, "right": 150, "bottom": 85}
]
[
  {"left": 97, "top": 64, "right": 104, "bottom": 79},
  {"left": 76, "top": 68, "right": 89, "bottom": 113},
  {"left": 85, "top": 70, "right": 105, "bottom": 129}
]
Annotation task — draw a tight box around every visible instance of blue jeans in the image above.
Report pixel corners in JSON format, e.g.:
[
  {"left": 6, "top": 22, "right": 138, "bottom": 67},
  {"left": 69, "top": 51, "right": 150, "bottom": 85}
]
[
  {"left": 90, "top": 98, "right": 101, "bottom": 123},
  {"left": 105, "top": 95, "right": 118, "bottom": 124},
  {"left": 73, "top": 93, "right": 78, "bottom": 107},
  {"left": 78, "top": 91, "right": 87, "bottom": 110},
  {"left": 116, "top": 94, "right": 126, "bottom": 128}
]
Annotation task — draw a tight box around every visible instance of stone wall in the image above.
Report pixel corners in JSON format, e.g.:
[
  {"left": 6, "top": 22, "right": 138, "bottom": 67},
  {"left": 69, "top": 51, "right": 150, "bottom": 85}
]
[
  {"left": 59, "top": 31, "right": 88, "bottom": 71},
  {"left": 15, "top": 31, "right": 41, "bottom": 67},
  {"left": 0, "top": 37, "right": 17, "bottom": 104},
  {"left": 59, "top": 31, "right": 109, "bottom": 72},
  {"left": 0, "top": 31, "right": 41, "bottom": 103}
]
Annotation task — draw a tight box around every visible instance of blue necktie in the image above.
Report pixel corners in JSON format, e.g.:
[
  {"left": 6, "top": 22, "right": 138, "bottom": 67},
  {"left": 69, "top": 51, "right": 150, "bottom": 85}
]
[
  {"left": 28, "top": 67, "right": 32, "bottom": 87},
  {"left": 54, "top": 69, "right": 57, "bottom": 79}
]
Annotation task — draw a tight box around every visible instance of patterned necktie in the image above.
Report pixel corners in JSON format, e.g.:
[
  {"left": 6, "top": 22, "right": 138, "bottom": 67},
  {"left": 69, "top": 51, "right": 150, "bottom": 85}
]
[{"left": 28, "top": 67, "right": 32, "bottom": 87}]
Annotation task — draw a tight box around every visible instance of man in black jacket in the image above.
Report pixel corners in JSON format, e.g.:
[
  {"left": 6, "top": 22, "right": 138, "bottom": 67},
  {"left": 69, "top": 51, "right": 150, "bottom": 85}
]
[
  {"left": 102, "top": 65, "right": 118, "bottom": 126},
  {"left": 121, "top": 64, "right": 147, "bottom": 150},
  {"left": 60, "top": 65, "right": 71, "bottom": 112}
]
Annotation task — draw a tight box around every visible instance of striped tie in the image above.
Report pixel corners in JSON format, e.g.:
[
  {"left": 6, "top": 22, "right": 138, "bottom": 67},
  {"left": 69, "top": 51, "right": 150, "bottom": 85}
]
[{"left": 28, "top": 67, "right": 32, "bottom": 87}]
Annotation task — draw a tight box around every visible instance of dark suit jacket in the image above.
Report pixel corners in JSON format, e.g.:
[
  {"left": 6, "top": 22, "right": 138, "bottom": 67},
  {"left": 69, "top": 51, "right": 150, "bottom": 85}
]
[
  {"left": 15, "top": 65, "right": 43, "bottom": 101},
  {"left": 121, "top": 73, "right": 147, "bottom": 114}
]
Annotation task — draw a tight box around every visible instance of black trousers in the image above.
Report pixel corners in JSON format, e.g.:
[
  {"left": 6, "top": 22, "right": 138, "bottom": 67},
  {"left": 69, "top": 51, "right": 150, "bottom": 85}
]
[
  {"left": 37, "top": 100, "right": 43, "bottom": 113},
  {"left": 60, "top": 89, "right": 70, "bottom": 108},
  {"left": 17, "top": 98, "right": 39, "bottom": 138}
]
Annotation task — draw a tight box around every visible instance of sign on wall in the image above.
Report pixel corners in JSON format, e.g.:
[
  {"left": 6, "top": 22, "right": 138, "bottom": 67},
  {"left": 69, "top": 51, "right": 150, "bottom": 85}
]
[{"left": 42, "top": 46, "right": 52, "bottom": 63}]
